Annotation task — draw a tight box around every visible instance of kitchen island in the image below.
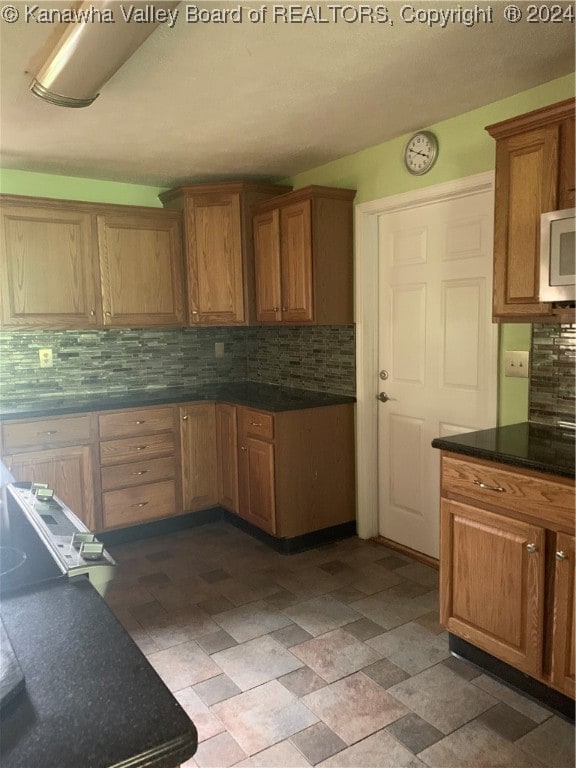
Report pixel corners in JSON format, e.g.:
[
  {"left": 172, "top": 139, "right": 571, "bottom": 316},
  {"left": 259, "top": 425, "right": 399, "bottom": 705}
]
[{"left": 0, "top": 577, "right": 198, "bottom": 768}]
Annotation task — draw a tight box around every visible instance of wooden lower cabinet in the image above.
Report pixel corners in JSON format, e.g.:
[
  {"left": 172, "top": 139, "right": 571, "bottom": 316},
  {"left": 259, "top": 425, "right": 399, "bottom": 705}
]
[
  {"left": 4, "top": 444, "right": 97, "bottom": 530},
  {"left": 439, "top": 451, "right": 575, "bottom": 699},
  {"left": 225, "top": 404, "right": 355, "bottom": 540},
  {"left": 440, "top": 499, "right": 545, "bottom": 676},
  {"left": 179, "top": 403, "right": 218, "bottom": 512},
  {"left": 216, "top": 403, "right": 239, "bottom": 514}
]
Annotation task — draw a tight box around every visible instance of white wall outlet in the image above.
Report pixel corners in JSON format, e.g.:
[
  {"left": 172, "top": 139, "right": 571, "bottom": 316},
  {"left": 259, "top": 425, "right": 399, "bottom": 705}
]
[
  {"left": 504, "top": 350, "right": 529, "bottom": 378},
  {"left": 39, "top": 348, "right": 53, "bottom": 368},
  {"left": 215, "top": 342, "right": 225, "bottom": 358}
]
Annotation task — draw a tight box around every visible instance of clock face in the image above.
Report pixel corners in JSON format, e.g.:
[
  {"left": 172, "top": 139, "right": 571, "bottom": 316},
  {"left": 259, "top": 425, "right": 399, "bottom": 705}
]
[{"left": 404, "top": 132, "right": 438, "bottom": 175}]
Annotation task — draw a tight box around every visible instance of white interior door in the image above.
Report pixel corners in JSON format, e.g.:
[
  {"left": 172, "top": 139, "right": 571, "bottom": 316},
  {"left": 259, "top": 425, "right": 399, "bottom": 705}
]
[{"left": 377, "top": 189, "right": 497, "bottom": 558}]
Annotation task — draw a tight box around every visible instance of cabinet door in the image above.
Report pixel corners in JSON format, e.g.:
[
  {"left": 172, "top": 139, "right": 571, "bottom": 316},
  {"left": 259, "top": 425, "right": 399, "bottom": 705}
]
[
  {"left": 551, "top": 532, "right": 575, "bottom": 698},
  {"left": 493, "top": 125, "right": 559, "bottom": 319},
  {"left": 440, "top": 499, "right": 545, "bottom": 676},
  {"left": 4, "top": 445, "right": 96, "bottom": 530},
  {"left": 0, "top": 205, "right": 99, "bottom": 328},
  {"left": 238, "top": 436, "right": 276, "bottom": 535},
  {"left": 559, "top": 117, "right": 575, "bottom": 209},
  {"left": 180, "top": 403, "right": 218, "bottom": 512},
  {"left": 216, "top": 403, "right": 239, "bottom": 514},
  {"left": 280, "top": 200, "right": 313, "bottom": 323},
  {"left": 185, "top": 193, "right": 244, "bottom": 324},
  {"left": 254, "top": 210, "right": 282, "bottom": 322},
  {"left": 97, "top": 212, "right": 185, "bottom": 327}
]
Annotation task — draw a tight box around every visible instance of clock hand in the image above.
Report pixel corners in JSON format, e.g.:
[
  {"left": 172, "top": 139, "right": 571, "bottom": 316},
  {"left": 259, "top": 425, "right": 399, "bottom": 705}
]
[{"left": 410, "top": 148, "right": 429, "bottom": 158}]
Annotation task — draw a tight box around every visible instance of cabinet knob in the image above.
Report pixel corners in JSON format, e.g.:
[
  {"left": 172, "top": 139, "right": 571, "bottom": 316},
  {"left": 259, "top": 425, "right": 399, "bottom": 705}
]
[
  {"left": 182, "top": 415, "right": 189, "bottom": 421},
  {"left": 281, "top": 307, "right": 288, "bottom": 312},
  {"left": 272, "top": 307, "right": 279, "bottom": 313},
  {"left": 105, "top": 311, "right": 111, "bottom": 317},
  {"left": 240, "top": 446, "right": 247, "bottom": 452},
  {"left": 135, "top": 446, "right": 148, "bottom": 451},
  {"left": 191, "top": 310, "right": 199, "bottom": 315},
  {"left": 90, "top": 309, "right": 96, "bottom": 317},
  {"left": 526, "top": 543, "right": 538, "bottom": 554},
  {"left": 555, "top": 550, "right": 567, "bottom": 561},
  {"left": 135, "top": 420, "right": 146, "bottom": 425}
]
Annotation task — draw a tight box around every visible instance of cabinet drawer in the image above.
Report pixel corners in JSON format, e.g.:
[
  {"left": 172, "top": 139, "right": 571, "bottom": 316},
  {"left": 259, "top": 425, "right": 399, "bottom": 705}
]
[
  {"left": 102, "top": 480, "right": 178, "bottom": 528},
  {"left": 101, "top": 456, "right": 175, "bottom": 491},
  {"left": 98, "top": 407, "right": 175, "bottom": 439},
  {"left": 239, "top": 408, "right": 274, "bottom": 440},
  {"left": 100, "top": 432, "right": 175, "bottom": 466},
  {"left": 2, "top": 415, "right": 92, "bottom": 450},
  {"left": 442, "top": 456, "right": 575, "bottom": 529}
]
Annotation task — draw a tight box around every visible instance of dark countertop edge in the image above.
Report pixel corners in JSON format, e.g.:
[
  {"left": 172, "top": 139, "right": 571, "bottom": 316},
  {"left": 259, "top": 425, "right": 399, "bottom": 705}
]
[
  {"left": 431, "top": 437, "right": 575, "bottom": 480},
  {"left": 113, "top": 734, "right": 196, "bottom": 768},
  {"left": 0, "top": 384, "right": 356, "bottom": 420}
]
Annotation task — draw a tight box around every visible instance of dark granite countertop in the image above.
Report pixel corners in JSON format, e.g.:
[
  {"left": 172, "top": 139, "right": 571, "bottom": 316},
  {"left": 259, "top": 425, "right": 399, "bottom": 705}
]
[
  {"left": 432, "top": 422, "right": 575, "bottom": 479},
  {"left": 0, "top": 381, "right": 356, "bottom": 420},
  {"left": 0, "top": 579, "right": 197, "bottom": 768}
]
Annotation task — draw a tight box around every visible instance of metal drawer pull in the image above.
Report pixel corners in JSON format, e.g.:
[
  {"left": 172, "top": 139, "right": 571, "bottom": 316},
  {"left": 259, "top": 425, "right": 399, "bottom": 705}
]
[
  {"left": 250, "top": 422, "right": 263, "bottom": 427},
  {"left": 473, "top": 480, "right": 505, "bottom": 493},
  {"left": 526, "top": 543, "right": 538, "bottom": 554},
  {"left": 555, "top": 551, "right": 567, "bottom": 561},
  {"left": 133, "top": 501, "right": 149, "bottom": 508},
  {"left": 132, "top": 470, "right": 149, "bottom": 476},
  {"left": 135, "top": 420, "right": 146, "bottom": 425},
  {"left": 42, "top": 430, "right": 58, "bottom": 435},
  {"left": 135, "top": 446, "right": 148, "bottom": 451}
]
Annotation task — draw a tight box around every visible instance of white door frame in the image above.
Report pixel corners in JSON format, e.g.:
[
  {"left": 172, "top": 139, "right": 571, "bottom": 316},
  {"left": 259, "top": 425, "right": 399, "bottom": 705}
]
[{"left": 354, "top": 171, "right": 495, "bottom": 539}]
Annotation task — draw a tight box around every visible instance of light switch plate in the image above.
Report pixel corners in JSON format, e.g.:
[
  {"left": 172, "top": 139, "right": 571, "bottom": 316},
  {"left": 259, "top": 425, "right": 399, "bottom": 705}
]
[
  {"left": 214, "top": 342, "right": 224, "bottom": 358},
  {"left": 504, "top": 350, "right": 529, "bottom": 378}
]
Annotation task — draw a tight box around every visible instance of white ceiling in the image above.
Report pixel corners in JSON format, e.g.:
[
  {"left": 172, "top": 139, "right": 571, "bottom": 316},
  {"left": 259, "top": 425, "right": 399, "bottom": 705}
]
[{"left": 0, "top": 1, "right": 574, "bottom": 187}]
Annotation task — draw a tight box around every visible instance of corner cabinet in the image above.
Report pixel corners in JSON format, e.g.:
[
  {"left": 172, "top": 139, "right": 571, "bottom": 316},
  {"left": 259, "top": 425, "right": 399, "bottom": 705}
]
[
  {"left": 252, "top": 186, "right": 356, "bottom": 324},
  {"left": 217, "top": 403, "right": 356, "bottom": 540},
  {"left": 486, "top": 98, "right": 575, "bottom": 322},
  {"left": 0, "top": 195, "right": 186, "bottom": 329},
  {"left": 439, "top": 452, "right": 575, "bottom": 699},
  {"left": 160, "top": 182, "right": 290, "bottom": 325}
]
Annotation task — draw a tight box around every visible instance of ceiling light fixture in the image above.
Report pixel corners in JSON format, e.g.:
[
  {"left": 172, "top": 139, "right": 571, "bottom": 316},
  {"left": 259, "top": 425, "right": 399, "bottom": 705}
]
[{"left": 30, "top": 1, "right": 179, "bottom": 108}]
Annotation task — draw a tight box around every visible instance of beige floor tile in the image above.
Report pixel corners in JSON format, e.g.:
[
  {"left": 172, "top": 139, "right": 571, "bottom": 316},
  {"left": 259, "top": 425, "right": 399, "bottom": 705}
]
[
  {"left": 351, "top": 591, "right": 432, "bottom": 630},
  {"left": 147, "top": 640, "right": 222, "bottom": 691},
  {"left": 472, "top": 674, "right": 553, "bottom": 724},
  {"left": 194, "top": 732, "right": 246, "bottom": 768},
  {"left": 350, "top": 563, "right": 405, "bottom": 595},
  {"left": 211, "top": 635, "right": 304, "bottom": 691},
  {"left": 213, "top": 600, "right": 293, "bottom": 643},
  {"left": 174, "top": 687, "right": 225, "bottom": 743},
  {"left": 302, "top": 672, "right": 408, "bottom": 744},
  {"left": 283, "top": 595, "right": 362, "bottom": 637},
  {"left": 388, "top": 664, "right": 497, "bottom": 734},
  {"left": 394, "top": 562, "right": 439, "bottom": 590},
  {"left": 516, "top": 715, "right": 576, "bottom": 768},
  {"left": 366, "top": 622, "right": 450, "bottom": 674},
  {"left": 291, "top": 628, "right": 381, "bottom": 683},
  {"left": 317, "top": 729, "right": 425, "bottom": 767},
  {"left": 235, "top": 740, "right": 312, "bottom": 767},
  {"left": 418, "top": 719, "right": 545, "bottom": 767},
  {"left": 213, "top": 680, "right": 318, "bottom": 755}
]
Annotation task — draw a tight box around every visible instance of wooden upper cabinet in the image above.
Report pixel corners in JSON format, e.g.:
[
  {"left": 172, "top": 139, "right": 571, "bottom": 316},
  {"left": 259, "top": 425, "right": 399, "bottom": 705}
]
[
  {"left": 97, "top": 210, "right": 185, "bottom": 327},
  {"left": 0, "top": 202, "right": 100, "bottom": 328},
  {"left": 252, "top": 186, "right": 356, "bottom": 325},
  {"left": 253, "top": 210, "right": 282, "bottom": 323},
  {"left": 160, "top": 182, "right": 291, "bottom": 325},
  {"left": 0, "top": 195, "right": 186, "bottom": 330},
  {"left": 486, "top": 98, "right": 575, "bottom": 322}
]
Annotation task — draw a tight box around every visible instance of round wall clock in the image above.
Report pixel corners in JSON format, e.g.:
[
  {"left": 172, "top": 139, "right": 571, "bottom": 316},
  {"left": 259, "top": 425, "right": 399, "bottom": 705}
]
[{"left": 404, "top": 131, "right": 439, "bottom": 175}]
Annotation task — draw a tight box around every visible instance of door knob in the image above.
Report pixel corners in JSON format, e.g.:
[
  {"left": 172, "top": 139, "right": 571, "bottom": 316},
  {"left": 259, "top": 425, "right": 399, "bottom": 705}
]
[{"left": 377, "top": 392, "right": 392, "bottom": 402}]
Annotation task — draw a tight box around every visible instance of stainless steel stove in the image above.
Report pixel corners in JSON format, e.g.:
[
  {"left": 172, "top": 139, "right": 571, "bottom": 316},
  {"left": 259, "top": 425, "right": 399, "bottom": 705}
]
[{"left": 1, "top": 483, "right": 115, "bottom": 598}]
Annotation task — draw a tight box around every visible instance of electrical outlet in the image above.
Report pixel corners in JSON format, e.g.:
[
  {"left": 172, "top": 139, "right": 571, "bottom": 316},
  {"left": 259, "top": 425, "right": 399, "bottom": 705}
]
[
  {"left": 504, "top": 350, "right": 529, "bottom": 378},
  {"left": 215, "top": 342, "right": 224, "bottom": 358},
  {"left": 39, "top": 348, "right": 53, "bottom": 368}
]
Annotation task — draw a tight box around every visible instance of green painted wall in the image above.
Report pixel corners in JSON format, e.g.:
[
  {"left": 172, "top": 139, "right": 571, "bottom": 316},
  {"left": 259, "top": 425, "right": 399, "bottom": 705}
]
[
  {"left": 285, "top": 74, "right": 575, "bottom": 426},
  {"left": 1, "top": 75, "right": 573, "bottom": 424},
  {"left": 0, "top": 168, "right": 167, "bottom": 207}
]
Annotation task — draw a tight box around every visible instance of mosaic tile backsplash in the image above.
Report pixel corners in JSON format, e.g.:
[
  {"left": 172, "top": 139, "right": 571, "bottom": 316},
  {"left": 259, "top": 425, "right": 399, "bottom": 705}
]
[
  {"left": 0, "top": 326, "right": 356, "bottom": 403},
  {"left": 529, "top": 323, "right": 576, "bottom": 426}
]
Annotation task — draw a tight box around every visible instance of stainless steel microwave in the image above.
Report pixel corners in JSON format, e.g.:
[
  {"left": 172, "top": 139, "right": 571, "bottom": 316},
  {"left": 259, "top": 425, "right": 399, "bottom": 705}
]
[{"left": 540, "top": 208, "right": 575, "bottom": 302}]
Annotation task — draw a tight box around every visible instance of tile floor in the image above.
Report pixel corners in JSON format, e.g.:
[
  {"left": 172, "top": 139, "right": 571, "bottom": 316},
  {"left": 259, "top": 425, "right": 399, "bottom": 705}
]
[{"left": 104, "top": 522, "right": 575, "bottom": 768}]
